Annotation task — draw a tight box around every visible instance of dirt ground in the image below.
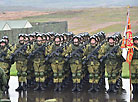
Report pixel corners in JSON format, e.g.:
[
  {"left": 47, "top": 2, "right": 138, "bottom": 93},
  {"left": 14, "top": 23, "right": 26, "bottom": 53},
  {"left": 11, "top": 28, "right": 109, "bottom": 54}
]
[{"left": 0, "top": 11, "right": 51, "bottom": 20}]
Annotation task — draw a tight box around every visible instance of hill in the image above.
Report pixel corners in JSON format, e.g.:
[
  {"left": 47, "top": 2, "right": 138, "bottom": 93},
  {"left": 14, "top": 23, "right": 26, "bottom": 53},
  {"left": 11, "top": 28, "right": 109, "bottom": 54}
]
[{"left": 22, "top": 7, "right": 138, "bottom": 35}]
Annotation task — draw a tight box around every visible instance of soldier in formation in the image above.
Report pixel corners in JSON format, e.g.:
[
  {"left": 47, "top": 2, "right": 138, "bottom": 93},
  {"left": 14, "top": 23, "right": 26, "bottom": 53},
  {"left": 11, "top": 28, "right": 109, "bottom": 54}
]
[
  {"left": 131, "top": 36, "right": 138, "bottom": 93},
  {"left": 0, "top": 31, "right": 127, "bottom": 93}
]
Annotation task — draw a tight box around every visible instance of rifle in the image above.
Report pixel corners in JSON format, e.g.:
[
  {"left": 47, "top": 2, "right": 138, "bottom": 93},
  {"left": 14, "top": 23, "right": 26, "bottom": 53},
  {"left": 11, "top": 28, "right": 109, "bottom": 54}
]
[
  {"left": 27, "top": 43, "right": 48, "bottom": 59},
  {"left": 45, "top": 39, "right": 73, "bottom": 61},
  {"left": 100, "top": 41, "right": 122, "bottom": 62},
  {"left": 83, "top": 40, "right": 106, "bottom": 64},
  {"left": 10, "top": 43, "right": 28, "bottom": 60},
  {"left": 0, "top": 44, "right": 15, "bottom": 61},
  {"left": 66, "top": 41, "right": 89, "bottom": 61}
]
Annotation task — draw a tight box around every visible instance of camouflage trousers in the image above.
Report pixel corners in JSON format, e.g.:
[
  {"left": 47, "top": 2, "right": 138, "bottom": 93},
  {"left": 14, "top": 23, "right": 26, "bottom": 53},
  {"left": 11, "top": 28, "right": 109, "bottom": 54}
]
[
  {"left": 33, "top": 59, "right": 45, "bottom": 83},
  {"left": 27, "top": 60, "right": 34, "bottom": 80},
  {"left": 0, "top": 62, "right": 10, "bottom": 83},
  {"left": 131, "top": 59, "right": 138, "bottom": 84},
  {"left": 51, "top": 60, "right": 64, "bottom": 83},
  {"left": 16, "top": 60, "right": 27, "bottom": 82},
  {"left": 87, "top": 60, "right": 101, "bottom": 84},
  {"left": 70, "top": 60, "right": 82, "bottom": 84},
  {"left": 105, "top": 62, "right": 119, "bottom": 84}
]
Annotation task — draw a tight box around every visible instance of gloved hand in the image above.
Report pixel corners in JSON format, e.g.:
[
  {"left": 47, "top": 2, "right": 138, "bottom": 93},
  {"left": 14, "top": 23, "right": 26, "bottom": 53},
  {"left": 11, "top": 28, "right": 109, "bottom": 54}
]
[
  {"left": 82, "top": 58, "right": 88, "bottom": 65},
  {"left": 1, "top": 52, "right": 7, "bottom": 56},
  {"left": 58, "top": 48, "right": 63, "bottom": 53},
  {"left": 113, "top": 50, "right": 117, "bottom": 53},
  {"left": 78, "top": 49, "right": 83, "bottom": 53}
]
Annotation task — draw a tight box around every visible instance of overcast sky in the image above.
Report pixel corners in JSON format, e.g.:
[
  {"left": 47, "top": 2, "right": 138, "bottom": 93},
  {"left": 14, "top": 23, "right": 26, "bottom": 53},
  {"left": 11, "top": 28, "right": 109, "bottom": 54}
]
[{"left": 0, "top": 0, "right": 137, "bottom": 8}]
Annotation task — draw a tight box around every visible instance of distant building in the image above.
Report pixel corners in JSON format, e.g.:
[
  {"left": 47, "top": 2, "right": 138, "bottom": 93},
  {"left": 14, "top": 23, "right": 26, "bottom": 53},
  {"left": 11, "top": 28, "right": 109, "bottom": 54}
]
[
  {"left": 0, "top": 20, "right": 32, "bottom": 31},
  {"left": 0, "top": 21, "right": 11, "bottom": 31}
]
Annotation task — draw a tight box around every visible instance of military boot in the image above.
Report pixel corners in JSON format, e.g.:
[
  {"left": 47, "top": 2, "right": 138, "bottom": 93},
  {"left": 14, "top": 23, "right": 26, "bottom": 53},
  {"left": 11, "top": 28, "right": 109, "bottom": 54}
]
[
  {"left": 136, "top": 83, "right": 138, "bottom": 92},
  {"left": 132, "top": 84, "right": 137, "bottom": 93},
  {"left": 93, "top": 83, "right": 99, "bottom": 92},
  {"left": 23, "top": 82, "right": 27, "bottom": 91},
  {"left": 88, "top": 83, "right": 94, "bottom": 92},
  {"left": 34, "top": 82, "right": 40, "bottom": 91},
  {"left": 27, "top": 79, "right": 31, "bottom": 88},
  {"left": 107, "top": 84, "right": 117, "bottom": 93},
  {"left": 40, "top": 82, "right": 45, "bottom": 91},
  {"left": 58, "top": 83, "right": 62, "bottom": 92},
  {"left": 112, "top": 84, "right": 117, "bottom": 93},
  {"left": 76, "top": 83, "right": 81, "bottom": 92},
  {"left": 107, "top": 84, "right": 112, "bottom": 93},
  {"left": 44, "top": 78, "right": 48, "bottom": 88},
  {"left": 5, "top": 84, "right": 9, "bottom": 93},
  {"left": 72, "top": 83, "right": 77, "bottom": 92},
  {"left": 31, "top": 78, "right": 35, "bottom": 85},
  {"left": 16, "top": 82, "right": 23, "bottom": 91},
  {"left": 54, "top": 83, "right": 59, "bottom": 91}
]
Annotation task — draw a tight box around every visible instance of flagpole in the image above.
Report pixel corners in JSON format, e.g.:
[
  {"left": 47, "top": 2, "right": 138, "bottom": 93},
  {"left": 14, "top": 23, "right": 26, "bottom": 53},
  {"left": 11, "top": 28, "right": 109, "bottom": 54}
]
[{"left": 129, "top": 62, "right": 132, "bottom": 92}]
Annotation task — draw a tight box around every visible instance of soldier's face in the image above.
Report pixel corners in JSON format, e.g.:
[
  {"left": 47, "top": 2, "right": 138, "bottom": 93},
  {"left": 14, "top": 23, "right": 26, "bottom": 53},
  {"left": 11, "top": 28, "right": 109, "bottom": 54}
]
[
  {"left": 19, "top": 37, "right": 24, "bottom": 44},
  {"left": 55, "top": 38, "right": 60, "bottom": 45},
  {"left": 109, "top": 39, "right": 115, "bottom": 46},
  {"left": 24, "top": 37, "right": 29, "bottom": 44},
  {"left": 134, "top": 40, "right": 138, "bottom": 45},
  {"left": 90, "top": 39, "right": 97, "bottom": 46},
  {"left": 42, "top": 37, "right": 46, "bottom": 43},
  {"left": 73, "top": 38, "right": 79, "bottom": 45},
  {"left": 37, "top": 37, "right": 42, "bottom": 44},
  {"left": 0, "top": 42, "right": 5, "bottom": 46},
  {"left": 30, "top": 37, "right": 33, "bottom": 41}
]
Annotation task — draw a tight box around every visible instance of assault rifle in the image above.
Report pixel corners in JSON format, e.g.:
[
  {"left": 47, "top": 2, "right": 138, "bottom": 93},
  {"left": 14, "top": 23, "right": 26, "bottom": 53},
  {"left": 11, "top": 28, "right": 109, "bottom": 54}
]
[
  {"left": 83, "top": 40, "right": 106, "bottom": 64},
  {"left": 100, "top": 41, "right": 122, "bottom": 62},
  {"left": 45, "top": 39, "right": 73, "bottom": 61},
  {"left": 65, "top": 41, "right": 89, "bottom": 61},
  {"left": 27, "top": 43, "right": 50, "bottom": 59},
  {"left": 10, "top": 43, "right": 28, "bottom": 60}
]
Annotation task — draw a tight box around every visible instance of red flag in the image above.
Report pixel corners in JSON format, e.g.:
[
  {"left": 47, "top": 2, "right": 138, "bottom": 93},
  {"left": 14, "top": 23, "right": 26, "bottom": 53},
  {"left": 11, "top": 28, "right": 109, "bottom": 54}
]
[
  {"left": 125, "top": 7, "right": 133, "bottom": 64},
  {"left": 126, "top": 48, "right": 133, "bottom": 64}
]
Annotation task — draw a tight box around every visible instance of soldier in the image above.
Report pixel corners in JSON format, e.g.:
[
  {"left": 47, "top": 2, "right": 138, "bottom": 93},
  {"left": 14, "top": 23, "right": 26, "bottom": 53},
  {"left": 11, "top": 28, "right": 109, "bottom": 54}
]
[
  {"left": 30, "top": 33, "right": 46, "bottom": 91},
  {"left": 0, "top": 67, "right": 7, "bottom": 99},
  {"left": 44, "top": 34, "right": 53, "bottom": 87},
  {"left": 46, "top": 34, "right": 66, "bottom": 91},
  {"left": 66, "top": 35, "right": 84, "bottom": 92},
  {"left": 48, "top": 32, "right": 55, "bottom": 42},
  {"left": 98, "top": 36, "right": 122, "bottom": 93},
  {"left": 0, "top": 39, "right": 12, "bottom": 92},
  {"left": 83, "top": 36, "right": 101, "bottom": 92},
  {"left": 12, "top": 34, "right": 28, "bottom": 91},
  {"left": 131, "top": 36, "right": 138, "bottom": 93},
  {"left": 45, "top": 33, "right": 51, "bottom": 44},
  {"left": 2, "top": 36, "right": 16, "bottom": 92},
  {"left": 24, "top": 34, "right": 35, "bottom": 88},
  {"left": 113, "top": 33, "right": 126, "bottom": 93}
]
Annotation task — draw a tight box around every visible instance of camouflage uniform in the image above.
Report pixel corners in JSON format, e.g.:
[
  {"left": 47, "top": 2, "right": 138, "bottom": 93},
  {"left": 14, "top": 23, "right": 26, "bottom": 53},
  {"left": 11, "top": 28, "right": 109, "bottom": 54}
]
[
  {"left": 0, "top": 41, "right": 13, "bottom": 91},
  {"left": 32, "top": 43, "right": 46, "bottom": 91},
  {"left": 98, "top": 42, "right": 122, "bottom": 93},
  {"left": 0, "top": 67, "right": 7, "bottom": 99},
  {"left": 26, "top": 42, "right": 35, "bottom": 87},
  {"left": 47, "top": 43, "right": 66, "bottom": 91},
  {"left": 14, "top": 43, "right": 28, "bottom": 91},
  {"left": 67, "top": 43, "right": 83, "bottom": 92},
  {"left": 44, "top": 42, "right": 53, "bottom": 86},
  {"left": 131, "top": 44, "right": 138, "bottom": 93},
  {"left": 83, "top": 43, "right": 101, "bottom": 92}
]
